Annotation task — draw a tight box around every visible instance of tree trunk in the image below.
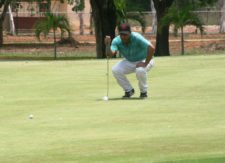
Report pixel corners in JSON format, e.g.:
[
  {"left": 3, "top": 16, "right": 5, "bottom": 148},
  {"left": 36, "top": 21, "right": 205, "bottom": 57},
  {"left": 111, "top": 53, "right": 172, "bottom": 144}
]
[
  {"left": 155, "top": 25, "right": 170, "bottom": 56},
  {"left": 0, "top": 21, "right": 3, "bottom": 47},
  {"left": 0, "top": 1, "right": 10, "bottom": 47},
  {"left": 53, "top": 29, "right": 57, "bottom": 59},
  {"left": 219, "top": 0, "right": 225, "bottom": 33},
  {"left": 90, "top": 0, "right": 117, "bottom": 58},
  {"left": 89, "top": 11, "right": 94, "bottom": 35},
  {"left": 151, "top": 0, "right": 157, "bottom": 34},
  {"left": 79, "top": 13, "right": 84, "bottom": 35},
  {"left": 8, "top": 5, "right": 16, "bottom": 35},
  {"left": 153, "top": 0, "right": 174, "bottom": 56},
  {"left": 181, "top": 26, "right": 184, "bottom": 55}
]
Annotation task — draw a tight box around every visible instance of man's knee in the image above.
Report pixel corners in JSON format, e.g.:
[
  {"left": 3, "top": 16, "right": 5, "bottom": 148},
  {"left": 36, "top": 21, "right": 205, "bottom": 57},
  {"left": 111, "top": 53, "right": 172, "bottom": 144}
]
[{"left": 136, "top": 67, "right": 146, "bottom": 77}]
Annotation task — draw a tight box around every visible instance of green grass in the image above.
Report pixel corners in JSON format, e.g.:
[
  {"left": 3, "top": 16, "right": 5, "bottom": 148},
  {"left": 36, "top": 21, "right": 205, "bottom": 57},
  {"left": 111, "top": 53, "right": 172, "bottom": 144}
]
[
  {"left": 0, "top": 51, "right": 96, "bottom": 60},
  {"left": 0, "top": 54, "right": 225, "bottom": 163}
]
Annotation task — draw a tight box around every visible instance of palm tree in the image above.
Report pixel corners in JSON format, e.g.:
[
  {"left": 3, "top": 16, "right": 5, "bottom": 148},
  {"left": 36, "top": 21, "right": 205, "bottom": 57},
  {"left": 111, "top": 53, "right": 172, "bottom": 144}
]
[
  {"left": 161, "top": 5, "right": 204, "bottom": 55},
  {"left": 35, "top": 12, "right": 70, "bottom": 59}
]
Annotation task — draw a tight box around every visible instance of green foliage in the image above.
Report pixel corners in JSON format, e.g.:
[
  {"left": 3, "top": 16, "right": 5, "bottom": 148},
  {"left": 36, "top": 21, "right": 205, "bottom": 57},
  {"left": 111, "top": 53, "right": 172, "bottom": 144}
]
[
  {"left": 161, "top": 4, "right": 204, "bottom": 55},
  {"left": 126, "top": 0, "right": 151, "bottom": 11},
  {"left": 60, "top": 0, "right": 85, "bottom": 12},
  {"left": 196, "top": 0, "right": 219, "bottom": 7},
  {"left": 34, "top": 12, "right": 71, "bottom": 59},
  {"left": 34, "top": 12, "right": 70, "bottom": 40},
  {"left": 72, "top": 0, "right": 85, "bottom": 12},
  {"left": 113, "top": 0, "right": 146, "bottom": 32},
  {"left": 161, "top": 5, "right": 204, "bottom": 34},
  {"left": 173, "top": 0, "right": 219, "bottom": 9},
  {"left": 27, "top": 0, "right": 51, "bottom": 3},
  {"left": 114, "top": 0, "right": 127, "bottom": 22}
]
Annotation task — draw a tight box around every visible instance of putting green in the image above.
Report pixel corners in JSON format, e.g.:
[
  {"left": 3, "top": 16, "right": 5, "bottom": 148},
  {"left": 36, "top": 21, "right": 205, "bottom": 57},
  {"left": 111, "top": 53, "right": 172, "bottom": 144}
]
[{"left": 0, "top": 55, "right": 225, "bottom": 162}]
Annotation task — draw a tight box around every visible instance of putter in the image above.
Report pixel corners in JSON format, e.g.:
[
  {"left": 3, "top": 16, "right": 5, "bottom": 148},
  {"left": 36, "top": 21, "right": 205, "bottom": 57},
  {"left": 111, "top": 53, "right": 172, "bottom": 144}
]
[
  {"left": 107, "top": 51, "right": 109, "bottom": 98},
  {"left": 104, "top": 43, "right": 111, "bottom": 101}
]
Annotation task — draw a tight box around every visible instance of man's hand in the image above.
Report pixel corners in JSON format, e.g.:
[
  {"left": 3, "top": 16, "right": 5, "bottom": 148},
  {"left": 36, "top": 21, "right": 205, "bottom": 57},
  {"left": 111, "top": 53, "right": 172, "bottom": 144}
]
[
  {"left": 136, "top": 62, "right": 147, "bottom": 68},
  {"left": 104, "top": 35, "right": 117, "bottom": 57},
  {"left": 105, "top": 36, "right": 111, "bottom": 45},
  {"left": 105, "top": 36, "right": 111, "bottom": 57}
]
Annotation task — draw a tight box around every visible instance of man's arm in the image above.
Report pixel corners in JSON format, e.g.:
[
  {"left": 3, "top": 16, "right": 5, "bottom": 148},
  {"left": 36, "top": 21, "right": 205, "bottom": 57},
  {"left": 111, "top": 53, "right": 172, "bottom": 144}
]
[
  {"left": 105, "top": 36, "right": 117, "bottom": 57},
  {"left": 144, "top": 44, "right": 155, "bottom": 66},
  {"left": 136, "top": 44, "right": 155, "bottom": 68}
]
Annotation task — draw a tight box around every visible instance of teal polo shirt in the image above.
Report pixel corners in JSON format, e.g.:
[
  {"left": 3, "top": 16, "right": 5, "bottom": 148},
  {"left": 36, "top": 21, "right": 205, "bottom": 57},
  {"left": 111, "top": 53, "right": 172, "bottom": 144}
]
[{"left": 111, "top": 32, "right": 150, "bottom": 62}]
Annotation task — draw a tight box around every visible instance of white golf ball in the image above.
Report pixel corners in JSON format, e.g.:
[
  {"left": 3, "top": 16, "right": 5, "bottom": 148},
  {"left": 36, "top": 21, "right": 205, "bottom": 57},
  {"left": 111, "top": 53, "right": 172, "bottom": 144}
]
[
  {"left": 29, "top": 114, "right": 33, "bottom": 119},
  {"left": 103, "top": 96, "right": 108, "bottom": 101}
]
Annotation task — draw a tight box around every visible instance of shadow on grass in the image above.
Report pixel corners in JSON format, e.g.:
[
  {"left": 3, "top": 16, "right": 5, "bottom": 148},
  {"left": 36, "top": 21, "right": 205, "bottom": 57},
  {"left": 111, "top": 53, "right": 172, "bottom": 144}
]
[{"left": 97, "top": 97, "right": 148, "bottom": 101}]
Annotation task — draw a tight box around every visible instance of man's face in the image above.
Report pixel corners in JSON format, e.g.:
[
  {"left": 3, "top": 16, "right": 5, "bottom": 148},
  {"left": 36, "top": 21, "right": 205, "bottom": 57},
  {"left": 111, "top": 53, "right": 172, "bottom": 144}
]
[{"left": 120, "top": 33, "right": 130, "bottom": 44}]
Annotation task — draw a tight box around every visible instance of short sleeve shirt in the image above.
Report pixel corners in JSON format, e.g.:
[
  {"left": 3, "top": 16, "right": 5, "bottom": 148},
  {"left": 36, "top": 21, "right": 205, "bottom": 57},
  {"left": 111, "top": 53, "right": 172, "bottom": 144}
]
[{"left": 111, "top": 32, "right": 151, "bottom": 62}]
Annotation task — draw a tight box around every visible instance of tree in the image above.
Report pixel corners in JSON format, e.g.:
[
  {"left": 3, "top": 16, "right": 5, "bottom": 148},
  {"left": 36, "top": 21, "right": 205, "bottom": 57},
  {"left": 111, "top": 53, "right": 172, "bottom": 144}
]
[
  {"left": 61, "top": 0, "right": 116, "bottom": 58},
  {"left": 0, "top": 0, "right": 52, "bottom": 47},
  {"left": 66, "top": 0, "right": 85, "bottom": 35},
  {"left": 152, "top": 0, "right": 218, "bottom": 56},
  {"left": 34, "top": 12, "right": 71, "bottom": 59},
  {"left": 90, "top": 0, "right": 150, "bottom": 58},
  {"left": 153, "top": 0, "right": 174, "bottom": 56},
  {"left": 161, "top": 5, "right": 204, "bottom": 55},
  {"left": 90, "top": 0, "right": 117, "bottom": 58}
]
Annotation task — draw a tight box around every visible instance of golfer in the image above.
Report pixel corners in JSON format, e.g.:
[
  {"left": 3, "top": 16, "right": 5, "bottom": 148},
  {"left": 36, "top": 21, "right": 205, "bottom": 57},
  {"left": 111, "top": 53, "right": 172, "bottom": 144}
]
[{"left": 105, "top": 23, "right": 155, "bottom": 99}]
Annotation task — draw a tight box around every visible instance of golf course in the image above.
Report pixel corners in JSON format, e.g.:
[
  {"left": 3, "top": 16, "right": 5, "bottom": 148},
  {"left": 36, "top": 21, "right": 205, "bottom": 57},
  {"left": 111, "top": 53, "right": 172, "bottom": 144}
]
[{"left": 0, "top": 54, "right": 225, "bottom": 162}]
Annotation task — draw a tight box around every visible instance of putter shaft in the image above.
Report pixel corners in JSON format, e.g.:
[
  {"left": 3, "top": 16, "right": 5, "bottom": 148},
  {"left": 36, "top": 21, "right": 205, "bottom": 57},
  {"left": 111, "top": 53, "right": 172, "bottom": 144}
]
[{"left": 105, "top": 44, "right": 110, "bottom": 97}]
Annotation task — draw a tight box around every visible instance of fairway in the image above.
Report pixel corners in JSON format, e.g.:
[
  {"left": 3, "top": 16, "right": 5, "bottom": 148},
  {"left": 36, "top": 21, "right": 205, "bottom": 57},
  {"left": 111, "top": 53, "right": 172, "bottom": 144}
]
[{"left": 0, "top": 55, "right": 225, "bottom": 163}]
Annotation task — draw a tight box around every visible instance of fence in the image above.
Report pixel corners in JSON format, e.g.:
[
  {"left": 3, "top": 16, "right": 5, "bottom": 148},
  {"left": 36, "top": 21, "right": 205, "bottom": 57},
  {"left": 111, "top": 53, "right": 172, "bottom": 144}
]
[{"left": 3, "top": 11, "right": 225, "bottom": 35}]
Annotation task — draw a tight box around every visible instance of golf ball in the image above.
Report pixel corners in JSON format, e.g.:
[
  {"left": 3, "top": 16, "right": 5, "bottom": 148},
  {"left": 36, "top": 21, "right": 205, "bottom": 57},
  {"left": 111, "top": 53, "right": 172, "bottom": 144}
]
[
  {"left": 103, "top": 96, "right": 108, "bottom": 101},
  {"left": 29, "top": 114, "right": 33, "bottom": 119}
]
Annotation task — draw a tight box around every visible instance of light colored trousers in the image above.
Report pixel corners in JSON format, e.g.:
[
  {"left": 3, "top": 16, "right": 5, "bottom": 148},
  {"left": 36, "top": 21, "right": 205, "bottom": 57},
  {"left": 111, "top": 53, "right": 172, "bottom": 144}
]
[{"left": 112, "top": 59, "right": 154, "bottom": 93}]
